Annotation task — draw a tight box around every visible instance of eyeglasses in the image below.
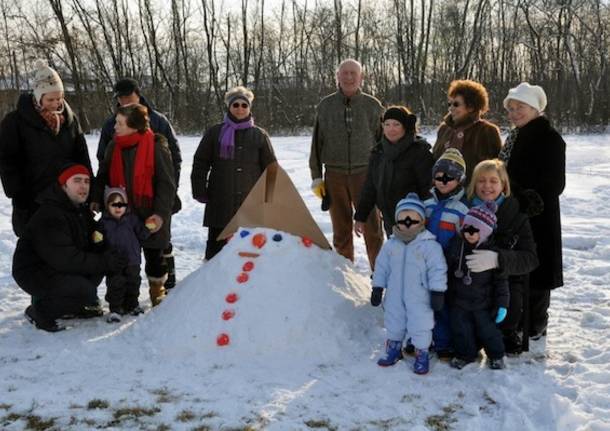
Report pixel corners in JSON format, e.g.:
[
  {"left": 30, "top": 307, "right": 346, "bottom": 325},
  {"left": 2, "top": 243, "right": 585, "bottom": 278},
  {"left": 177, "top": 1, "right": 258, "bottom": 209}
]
[
  {"left": 232, "top": 102, "right": 249, "bottom": 109},
  {"left": 447, "top": 101, "right": 463, "bottom": 108},
  {"left": 461, "top": 225, "right": 480, "bottom": 235},
  {"left": 110, "top": 202, "right": 128, "bottom": 208},
  {"left": 434, "top": 173, "right": 456, "bottom": 184},
  {"left": 396, "top": 216, "right": 420, "bottom": 228}
]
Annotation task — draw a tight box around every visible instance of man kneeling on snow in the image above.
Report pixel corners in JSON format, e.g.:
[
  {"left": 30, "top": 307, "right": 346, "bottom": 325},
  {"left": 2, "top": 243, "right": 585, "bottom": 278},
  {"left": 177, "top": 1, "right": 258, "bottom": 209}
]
[{"left": 12, "top": 164, "right": 128, "bottom": 332}]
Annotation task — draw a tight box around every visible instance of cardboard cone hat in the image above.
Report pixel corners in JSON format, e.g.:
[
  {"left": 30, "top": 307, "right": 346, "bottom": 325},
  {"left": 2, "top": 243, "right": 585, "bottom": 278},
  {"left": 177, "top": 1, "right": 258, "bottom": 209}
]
[{"left": 218, "top": 162, "right": 331, "bottom": 249}]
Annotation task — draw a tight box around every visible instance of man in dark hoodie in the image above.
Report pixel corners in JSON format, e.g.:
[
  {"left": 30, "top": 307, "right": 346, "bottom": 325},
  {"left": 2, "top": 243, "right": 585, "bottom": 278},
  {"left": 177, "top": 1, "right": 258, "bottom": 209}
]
[
  {"left": 12, "top": 164, "right": 127, "bottom": 332},
  {"left": 96, "top": 78, "right": 181, "bottom": 291}
]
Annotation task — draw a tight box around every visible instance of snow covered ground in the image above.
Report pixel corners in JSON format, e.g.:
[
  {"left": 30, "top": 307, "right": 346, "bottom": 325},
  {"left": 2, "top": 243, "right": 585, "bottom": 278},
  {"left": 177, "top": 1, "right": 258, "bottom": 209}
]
[{"left": 0, "top": 132, "right": 609, "bottom": 430}]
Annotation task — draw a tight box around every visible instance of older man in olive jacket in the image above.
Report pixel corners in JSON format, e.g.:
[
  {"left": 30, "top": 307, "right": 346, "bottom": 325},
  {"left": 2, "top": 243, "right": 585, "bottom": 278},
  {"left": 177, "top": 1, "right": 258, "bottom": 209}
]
[{"left": 309, "top": 59, "right": 384, "bottom": 270}]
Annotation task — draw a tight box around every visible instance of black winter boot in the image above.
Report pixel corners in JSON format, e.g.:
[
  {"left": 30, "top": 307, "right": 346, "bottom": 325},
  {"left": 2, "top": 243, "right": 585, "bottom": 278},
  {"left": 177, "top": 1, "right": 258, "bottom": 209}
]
[
  {"left": 25, "top": 306, "right": 65, "bottom": 332},
  {"left": 164, "top": 246, "right": 176, "bottom": 291}
]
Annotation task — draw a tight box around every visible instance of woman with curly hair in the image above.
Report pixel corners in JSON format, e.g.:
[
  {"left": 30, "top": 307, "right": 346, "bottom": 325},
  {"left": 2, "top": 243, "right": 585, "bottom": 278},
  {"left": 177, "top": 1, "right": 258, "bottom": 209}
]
[{"left": 432, "top": 79, "right": 502, "bottom": 185}]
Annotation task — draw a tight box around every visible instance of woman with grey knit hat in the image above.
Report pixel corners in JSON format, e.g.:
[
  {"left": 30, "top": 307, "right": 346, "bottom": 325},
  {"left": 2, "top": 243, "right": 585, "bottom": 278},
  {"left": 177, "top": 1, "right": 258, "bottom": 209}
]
[
  {"left": 0, "top": 59, "right": 91, "bottom": 237},
  {"left": 191, "top": 86, "right": 276, "bottom": 260},
  {"left": 500, "top": 82, "right": 566, "bottom": 341}
]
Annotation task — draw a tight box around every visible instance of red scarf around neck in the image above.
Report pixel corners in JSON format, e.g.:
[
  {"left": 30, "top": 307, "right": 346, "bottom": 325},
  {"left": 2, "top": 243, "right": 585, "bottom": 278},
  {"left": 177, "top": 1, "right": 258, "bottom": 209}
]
[{"left": 109, "top": 129, "right": 155, "bottom": 208}]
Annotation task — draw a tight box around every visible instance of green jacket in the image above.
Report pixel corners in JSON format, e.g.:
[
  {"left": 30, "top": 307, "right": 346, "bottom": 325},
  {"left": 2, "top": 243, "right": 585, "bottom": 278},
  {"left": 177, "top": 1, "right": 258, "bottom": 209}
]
[{"left": 309, "top": 89, "right": 383, "bottom": 179}]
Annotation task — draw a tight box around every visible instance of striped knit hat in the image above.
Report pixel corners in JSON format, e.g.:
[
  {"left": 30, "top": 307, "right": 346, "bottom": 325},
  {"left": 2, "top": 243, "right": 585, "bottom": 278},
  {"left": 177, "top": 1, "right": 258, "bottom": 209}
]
[
  {"left": 395, "top": 192, "right": 426, "bottom": 221},
  {"left": 433, "top": 148, "right": 466, "bottom": 183},
  {"left": 461, "top": 201, "right": 497, "bottom": 245}
]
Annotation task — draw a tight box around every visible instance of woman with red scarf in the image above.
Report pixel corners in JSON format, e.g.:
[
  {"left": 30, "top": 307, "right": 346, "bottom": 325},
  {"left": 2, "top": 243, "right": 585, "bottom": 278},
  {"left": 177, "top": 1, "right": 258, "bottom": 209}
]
[
  {"left": 94, "top": 104, "right": 176, "bottom": 307},
  {"left": 191, "top": 86, "right": 276, "bottom": 260}
]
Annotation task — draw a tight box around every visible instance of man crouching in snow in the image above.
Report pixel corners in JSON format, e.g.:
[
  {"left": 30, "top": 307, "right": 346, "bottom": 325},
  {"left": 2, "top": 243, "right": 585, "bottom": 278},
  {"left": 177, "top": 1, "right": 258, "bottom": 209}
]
[
  {"left": 12, "top": 164, "right": 128, "bottom": 332},
  {"left": 370, "top": 193, "right": 447, "bottom": 374}
]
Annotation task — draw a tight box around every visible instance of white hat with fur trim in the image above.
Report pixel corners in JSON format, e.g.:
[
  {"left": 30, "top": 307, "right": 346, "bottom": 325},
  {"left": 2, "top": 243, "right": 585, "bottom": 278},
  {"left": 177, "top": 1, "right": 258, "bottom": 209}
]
[{"left": 503, "top": 82, "right": 547, "bottom": 113}]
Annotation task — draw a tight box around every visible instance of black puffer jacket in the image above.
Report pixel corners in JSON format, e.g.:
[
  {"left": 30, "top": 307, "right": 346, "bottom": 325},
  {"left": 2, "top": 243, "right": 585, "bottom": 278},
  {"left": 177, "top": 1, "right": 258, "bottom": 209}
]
[
  {"left": 12, "top": 184, "right": 109, "bottom": 297},
  {"left": 0, "top": 94, "right": 91, "bottom": 215},
  {"left": 505, "top": 116, "right": 565, "bottom": 290},
  {"left": 447, "top": 236, "right": 510, "bottom": 311},
  {"left": 354, "top": 134, "right": 433, "bottom": 234},
  {"left": 191, "top": 121, "right": 276, "bottom": 228}
]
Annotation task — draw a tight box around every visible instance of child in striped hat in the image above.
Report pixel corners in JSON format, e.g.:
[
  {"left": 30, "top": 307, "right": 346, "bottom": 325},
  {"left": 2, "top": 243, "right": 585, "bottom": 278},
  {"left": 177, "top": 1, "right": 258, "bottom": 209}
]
[
  {"left": 447, "top": 201, "right": 510, "bottom": 370},
  {"left": 370, "top": 193, "right": 447, "bottom": 375}
]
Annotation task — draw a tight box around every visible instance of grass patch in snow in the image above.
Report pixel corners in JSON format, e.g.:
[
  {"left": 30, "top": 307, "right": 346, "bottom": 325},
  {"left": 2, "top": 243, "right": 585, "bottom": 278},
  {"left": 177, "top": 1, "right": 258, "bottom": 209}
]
[
  {"left": 304, "top": 418, "right": 338, "bottom": 430},
  {"left": 176, "top": 409, "right": 196, "bottom": 422},
  {"left": 0, "top": 403, "right": 11, "bottom": 410},
  {"left": 86, "top": 398, "right": 110, "bottom": 410},
  {"left": 424, "top": 403, "right": 461, "bottom": 431},
  {"left": 25, "top": 414, "right": 56, "bottom": 430},
  {"left": 151, "top": 386, "right": 180, "bottom": 403}
]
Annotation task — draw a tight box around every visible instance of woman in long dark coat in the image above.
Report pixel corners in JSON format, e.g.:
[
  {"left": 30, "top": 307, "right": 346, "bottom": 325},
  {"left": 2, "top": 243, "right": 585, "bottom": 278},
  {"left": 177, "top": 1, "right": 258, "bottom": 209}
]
[
  {"left": 191, "top": 86, "right": 276, "bottom": 260},
  {"left": 354, "top": 106, "right": 433, "bottom": 237},
  {"left": 500, "top": 82, "right": 566, "bottom": 340},
  {"left": 0, "top": 60, "right": 91, "bottom": 237}
]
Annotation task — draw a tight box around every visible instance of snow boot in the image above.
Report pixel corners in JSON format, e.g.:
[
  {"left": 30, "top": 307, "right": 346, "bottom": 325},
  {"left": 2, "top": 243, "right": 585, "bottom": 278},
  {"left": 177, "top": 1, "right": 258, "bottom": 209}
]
[
  {"left": 25, "top": 305, "right": 65, "bottom": 332},
  {"left": 106, "top": 312, "right": 122, "bottom": 323},
  {"left": 77, "top": 304, "right": 104, "bottom": 318},
  {"left": 450, "top": 357, "right": 473, "bottom": 370},
  {"left": 413, "top": 349, "right": 430, "bottom": 375},
  {"left": 503, "top": 331, "right": 523, "bottom": 356},
  {"left": 488, "top": 357, "right": 506, "bottom": 370},
  {"left": 148, "top": 274, "right": 167, "bottom": 307},
  {"left": 125, "top": 305, "right": 145, "bottom": 316},
  {"left": 377, "top": 340, "right": 403, "bottom": 367}
]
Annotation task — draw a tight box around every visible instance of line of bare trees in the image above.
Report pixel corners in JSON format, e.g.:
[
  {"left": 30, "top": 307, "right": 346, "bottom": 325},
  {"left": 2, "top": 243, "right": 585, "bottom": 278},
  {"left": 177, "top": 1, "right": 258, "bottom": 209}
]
[{"left": 0, "top": 0, "right": 608, "bottom": 134}]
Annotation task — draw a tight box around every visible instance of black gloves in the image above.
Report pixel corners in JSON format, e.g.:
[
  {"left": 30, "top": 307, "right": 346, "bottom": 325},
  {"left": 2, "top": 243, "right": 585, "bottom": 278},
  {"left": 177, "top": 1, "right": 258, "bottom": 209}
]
[
  {"left": 430, "top": 291, "right": 444, "bottom": 311},
  {"left": 371, "top": 287, "right": 383, "bottom": 307},
  {"left": 103, "top": 250, "right": 128, "bottom": 274},
  {"left": 521, "top": 188, "right": 544, "bottom": 218}
]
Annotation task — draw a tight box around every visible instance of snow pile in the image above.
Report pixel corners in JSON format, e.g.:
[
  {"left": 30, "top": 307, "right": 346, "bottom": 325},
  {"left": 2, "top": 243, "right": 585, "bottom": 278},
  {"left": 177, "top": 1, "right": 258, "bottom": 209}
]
[{"left": 130, "top": 227, "right": 375, "bottom": 362}]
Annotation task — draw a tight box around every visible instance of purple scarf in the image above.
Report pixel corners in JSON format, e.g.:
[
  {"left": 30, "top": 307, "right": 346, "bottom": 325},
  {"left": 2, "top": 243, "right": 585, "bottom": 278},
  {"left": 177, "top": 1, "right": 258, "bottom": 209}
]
[{"left": 219, "top": 114, "right": 255, "bottom": 159}]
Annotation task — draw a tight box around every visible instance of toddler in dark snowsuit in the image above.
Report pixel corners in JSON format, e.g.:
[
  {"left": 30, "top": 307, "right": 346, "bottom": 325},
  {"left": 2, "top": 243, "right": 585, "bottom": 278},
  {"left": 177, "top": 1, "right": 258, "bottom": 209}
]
[
  {"left": 447, "top": 201, "right": 510, "bottom": 370},
  {"left": 99, "top": 187, "right": 151, "bottom": 322}
]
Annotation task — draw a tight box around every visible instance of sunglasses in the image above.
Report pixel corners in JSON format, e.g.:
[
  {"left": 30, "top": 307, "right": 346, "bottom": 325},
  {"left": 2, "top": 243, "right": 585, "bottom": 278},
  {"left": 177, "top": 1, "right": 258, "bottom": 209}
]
[
  {"left": 462, "top": 225, "right": 480, "bottom": 235},
  {"left": 232, "top": 102, "right": 249, "bottom": 109},
  {"left": 434, "top": 173, "right": 456, "bottom": 184},
  {"left": 396, "top": 216, "right": 420, "bottom": 228},
  {"left": 110, "top": 202, "right": 128, "bottom": 208},
  {"left": 447, "top": 101, "right": 463, "bottom": 108}
]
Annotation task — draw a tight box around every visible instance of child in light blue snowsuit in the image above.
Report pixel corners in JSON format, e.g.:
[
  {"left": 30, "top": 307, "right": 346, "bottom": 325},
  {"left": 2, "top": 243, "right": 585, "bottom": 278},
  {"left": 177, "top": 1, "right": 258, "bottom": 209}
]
[
  {"left": 423, "top": 148, "right": 469, "bottom": 359},
  {"left": 371, "top": 193, "right": 447, "bottom": 374}
]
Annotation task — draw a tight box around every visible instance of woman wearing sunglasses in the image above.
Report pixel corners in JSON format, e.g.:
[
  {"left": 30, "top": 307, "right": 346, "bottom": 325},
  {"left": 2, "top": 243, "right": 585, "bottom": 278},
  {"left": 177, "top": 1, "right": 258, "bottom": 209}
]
[
  {"left": 465, "top": 159, "right": 538, "bottom": 355},
  {"left": 354, "top": 106, "right": 433, "bottom": 238},
  {"left": 500, "top": 83, "right": 566, "bottom": 342},
  {"left": 432, "top": 79, "right": 502, "bottom": 185},
  {"left": 191, "top": 86, "right": 276, "bottom": 260},
  {"left": 94, "top": 104, "right": 177, "bottom": 307}
]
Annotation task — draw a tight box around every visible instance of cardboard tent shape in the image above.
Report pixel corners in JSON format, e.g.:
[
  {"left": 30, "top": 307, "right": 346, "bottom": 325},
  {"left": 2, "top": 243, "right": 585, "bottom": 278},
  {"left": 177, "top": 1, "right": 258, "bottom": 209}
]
[{"left": 218, "top": 162, "right": 331, "bottom": 249}]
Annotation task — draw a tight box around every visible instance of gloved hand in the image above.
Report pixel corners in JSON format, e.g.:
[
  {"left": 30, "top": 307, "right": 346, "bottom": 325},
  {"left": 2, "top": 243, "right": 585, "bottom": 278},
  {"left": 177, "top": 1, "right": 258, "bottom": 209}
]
[
  {"left": 521, "top": 189, "right": 544, "bottom": 218},
  {"left": 495, "top": 307, "right": 507, "bottom": 324},
  {"left": 103, "top": 250, "right": 128, "bottom": 274},
  {"left": 145, "top": 214, "right": 163, "bottom": 233},
  {"left": 370, "top": 287, "right": 383, "bottom": 307},
  {"left": 92, "top": 230, "right": 104, "bottom": 244},
  {"left": 465, "top": 249, "right": 499, "bottom": 273},
  {"left": 311, "top": 178, "right": 325, "bottom": 199},
  {"left": 430, "top": 291, "right": 444, "bottom": 311}
]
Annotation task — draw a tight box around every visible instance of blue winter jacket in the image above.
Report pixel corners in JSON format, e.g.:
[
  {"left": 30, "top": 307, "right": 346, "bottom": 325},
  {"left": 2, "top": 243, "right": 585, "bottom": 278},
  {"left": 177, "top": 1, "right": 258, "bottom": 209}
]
[
  {"left": 99, "top": 212, "right": 151, "bottom": 266},
  {"left": 424, "top": 187, "right": 469, "bottom": 250}
]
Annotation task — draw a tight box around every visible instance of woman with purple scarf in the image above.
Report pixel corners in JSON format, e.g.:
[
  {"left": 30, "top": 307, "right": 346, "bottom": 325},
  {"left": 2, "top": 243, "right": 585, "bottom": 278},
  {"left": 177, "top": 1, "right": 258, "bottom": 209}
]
[{"left": 191, "top": 86, "right": 276, "bottom": 259}]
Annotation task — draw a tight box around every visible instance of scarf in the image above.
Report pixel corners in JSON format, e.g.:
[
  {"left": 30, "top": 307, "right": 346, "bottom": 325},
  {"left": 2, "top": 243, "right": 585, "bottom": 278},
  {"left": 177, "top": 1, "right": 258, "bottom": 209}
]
[
  {"left": 392, "top": 223, "right": 425, "bottom": 244},
  {"left": 219, "top": 113, "right": 255, "bottom": 159},
  {"left": 498, "top": 127, "right": 519, "bottom": 166},
  {"left": 33, "top": 96, "right": 65, "bottom": 135},
  {"left": 110, "top": 129, "right": 156, "bottom": 208},
  {"left": 441, "top": 113, "right": 481, "bottom": 152},
  {"left": 472, "top": 194, "right": 505, "bottom": 209}
]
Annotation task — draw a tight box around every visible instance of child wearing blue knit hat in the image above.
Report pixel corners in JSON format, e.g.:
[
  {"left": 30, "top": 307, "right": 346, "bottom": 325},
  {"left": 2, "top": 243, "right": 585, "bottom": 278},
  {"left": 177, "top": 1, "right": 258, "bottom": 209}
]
[{"left": 370, "top": 193, "right": 448, "bottom": 374}]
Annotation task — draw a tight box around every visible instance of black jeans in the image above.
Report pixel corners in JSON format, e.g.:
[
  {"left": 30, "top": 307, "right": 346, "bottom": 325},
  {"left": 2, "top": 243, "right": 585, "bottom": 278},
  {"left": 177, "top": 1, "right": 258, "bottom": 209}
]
[
  {"left": 529, "top": 288, "right": 551, "bottom": 334},
  {"left": 34, "top": 273, "right": 103, "bottom": 320},
  {"left": 143, "top": 247, "right": 168, "bottom": 278},
  {"left": 105, "top": 265, "right": 142, "bottom": 312}
]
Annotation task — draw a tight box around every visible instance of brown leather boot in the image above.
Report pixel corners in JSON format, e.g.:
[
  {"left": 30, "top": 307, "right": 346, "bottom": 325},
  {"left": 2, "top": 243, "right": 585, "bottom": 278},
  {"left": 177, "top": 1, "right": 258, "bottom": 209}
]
[{"left": 148, "top": 274, "right": 167, "bottom": 307}]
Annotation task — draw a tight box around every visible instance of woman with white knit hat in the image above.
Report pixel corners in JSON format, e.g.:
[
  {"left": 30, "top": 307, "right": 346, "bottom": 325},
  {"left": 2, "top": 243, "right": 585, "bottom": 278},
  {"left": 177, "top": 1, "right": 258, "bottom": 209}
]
[
  {"left": 500, "top": 82, "right": 566, "bottom": 342},
  {"left": 0, "top": 59, "right": 91, "bottom": 237}
]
